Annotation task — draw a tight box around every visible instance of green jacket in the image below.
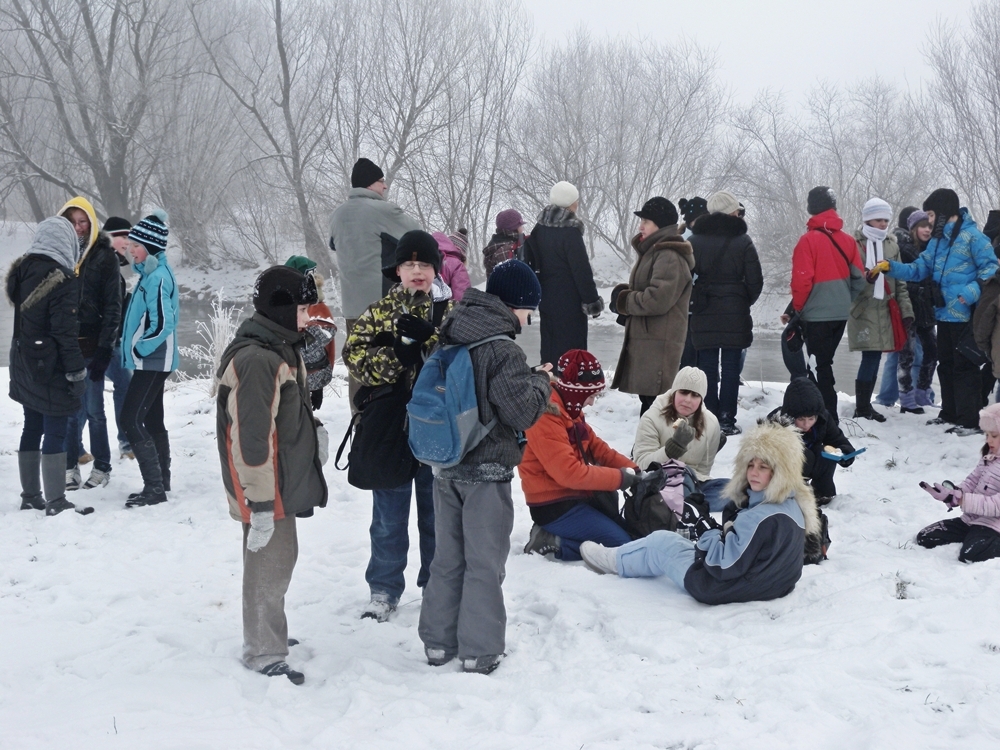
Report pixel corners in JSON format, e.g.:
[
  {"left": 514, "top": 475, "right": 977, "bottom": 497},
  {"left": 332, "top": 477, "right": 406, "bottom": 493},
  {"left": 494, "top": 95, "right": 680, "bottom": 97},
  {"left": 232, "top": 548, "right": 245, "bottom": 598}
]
[
  {"left": 216, "top": 313, "right": 327, "bottom": 522},
  {"left": 343, "top": 283, "right": 452, "bottom": 387},
  {"left": 848, "top": 232, "right": 913, "bottom": 352}
]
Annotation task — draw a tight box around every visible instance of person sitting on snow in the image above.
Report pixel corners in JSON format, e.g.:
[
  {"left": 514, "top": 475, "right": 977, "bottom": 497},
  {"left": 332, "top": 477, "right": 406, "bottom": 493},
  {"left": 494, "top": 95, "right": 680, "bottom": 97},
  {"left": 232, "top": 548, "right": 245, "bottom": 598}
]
[
  {"left": 768, "top": 378, "right": 856, "bottom": 506},
  {"left": 580, "top": 419, "right": 820, "bottom": 605},
  {"left": 915, "top": 403, "right": 1000, "bottom": 563},
  {"left": 518, "top": 349, "right": 639, "bottom": 560}
]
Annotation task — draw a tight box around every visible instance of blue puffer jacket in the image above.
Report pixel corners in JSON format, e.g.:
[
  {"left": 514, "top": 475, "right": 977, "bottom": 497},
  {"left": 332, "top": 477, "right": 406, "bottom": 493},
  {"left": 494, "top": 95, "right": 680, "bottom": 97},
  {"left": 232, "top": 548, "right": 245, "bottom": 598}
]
[
  {"left": 121, "top": 251, "right": 179, "bottom": 372},
  {"left": 887, "top": 209, "right": 998, "bottom": 323}
]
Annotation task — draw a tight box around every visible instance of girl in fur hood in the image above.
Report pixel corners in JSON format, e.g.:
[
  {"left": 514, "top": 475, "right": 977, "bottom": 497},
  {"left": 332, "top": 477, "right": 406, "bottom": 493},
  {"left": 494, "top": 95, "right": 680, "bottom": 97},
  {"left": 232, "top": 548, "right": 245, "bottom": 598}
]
[
  {"left": 581, "top": 419, "right": 820, "bottom": 605},
  {"left": 916, "top": 403, "right": 1000, "bottom": 563}
]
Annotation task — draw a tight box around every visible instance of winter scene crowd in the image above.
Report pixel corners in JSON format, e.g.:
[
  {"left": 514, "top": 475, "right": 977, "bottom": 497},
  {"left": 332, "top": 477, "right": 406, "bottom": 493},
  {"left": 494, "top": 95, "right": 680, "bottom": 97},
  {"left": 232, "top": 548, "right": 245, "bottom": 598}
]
[{"left": 8, "top": 152, "right": 1000, "bottom": 690}]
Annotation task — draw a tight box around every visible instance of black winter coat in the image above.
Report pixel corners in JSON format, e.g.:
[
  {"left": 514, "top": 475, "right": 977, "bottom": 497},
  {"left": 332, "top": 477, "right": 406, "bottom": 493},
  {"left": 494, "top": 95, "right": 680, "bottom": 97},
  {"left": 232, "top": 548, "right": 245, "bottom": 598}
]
[
  {"left": 526, "top": 210, "right": 601, "bottom": 365},
  {"left": 688, "top": 213, "right": 764, "bottom": 350},
  {"left": 895, "top": 229, "right": 936, "bottom": 330},
  {"left": 7, "top": 254, "right": 86, "bottom": 416},
  {"left": 76, "top": 232, "right": 122, "bottom": 357},
  {"left": 766, "top": 406, "right": 854, "bottom": 480}
]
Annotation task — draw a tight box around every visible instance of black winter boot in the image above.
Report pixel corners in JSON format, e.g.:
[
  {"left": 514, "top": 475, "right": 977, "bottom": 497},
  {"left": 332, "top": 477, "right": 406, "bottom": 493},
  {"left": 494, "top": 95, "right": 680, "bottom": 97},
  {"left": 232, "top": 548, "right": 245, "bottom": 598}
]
[
  {"left": 151, "top": 432, "right": 171, "bottom": 492},
  {"left": 126, "top": 439, "right": 167, "bottom": 508},
  {"left": 18, "top": 450, "right": 45, "bottom": 510},
  {"left": 853, "top": 379, "right": 886, "bottom": 422}
]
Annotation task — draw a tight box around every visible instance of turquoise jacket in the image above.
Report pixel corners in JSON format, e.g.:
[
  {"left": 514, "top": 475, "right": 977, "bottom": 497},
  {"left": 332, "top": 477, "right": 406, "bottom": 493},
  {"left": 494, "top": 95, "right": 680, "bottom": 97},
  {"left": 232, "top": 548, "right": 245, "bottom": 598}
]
[
  {"left": 121, "top": 251, "right": 180, "bottom": 372},
  {"left": 888, "top": 209, "right": 998, "bottom": 323}
]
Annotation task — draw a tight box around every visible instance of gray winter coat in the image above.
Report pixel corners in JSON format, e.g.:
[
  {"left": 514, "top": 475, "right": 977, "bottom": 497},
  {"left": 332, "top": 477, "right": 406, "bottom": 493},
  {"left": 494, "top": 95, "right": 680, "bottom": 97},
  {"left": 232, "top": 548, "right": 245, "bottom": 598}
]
[
  {"left": 328, "top": 188, "right": 421, "bottom": 318},
  {"left": 435, "top": 288, "right": 551, "bottom": 484}
]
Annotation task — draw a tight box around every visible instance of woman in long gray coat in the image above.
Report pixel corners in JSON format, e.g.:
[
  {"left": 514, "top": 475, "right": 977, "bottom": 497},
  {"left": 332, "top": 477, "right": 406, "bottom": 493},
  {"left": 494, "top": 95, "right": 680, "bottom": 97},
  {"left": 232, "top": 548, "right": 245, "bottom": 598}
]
[
  {"left": 850, "top": 198, "right": 912, "bottom": 421},
  {"left": 610, "top": 197, "right": 695, "bottom": 415}
]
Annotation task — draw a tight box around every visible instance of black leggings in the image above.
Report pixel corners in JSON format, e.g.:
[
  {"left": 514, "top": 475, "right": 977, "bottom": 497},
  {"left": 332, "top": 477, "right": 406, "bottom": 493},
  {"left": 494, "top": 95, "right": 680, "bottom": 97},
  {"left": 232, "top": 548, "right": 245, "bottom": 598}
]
[
  {"left": 916, "top": 516, "right": 1000, "bottom": 563},
  {"left": 121, "top": 370, "right": 168, "bottom": 445}
]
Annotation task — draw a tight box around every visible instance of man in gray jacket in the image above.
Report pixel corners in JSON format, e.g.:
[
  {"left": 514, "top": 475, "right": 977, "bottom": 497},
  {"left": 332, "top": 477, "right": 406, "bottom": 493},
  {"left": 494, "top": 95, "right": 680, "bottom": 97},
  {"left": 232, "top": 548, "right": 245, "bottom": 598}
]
[{"left": 329, "top": 158, "right": 421, "bottom": 407}]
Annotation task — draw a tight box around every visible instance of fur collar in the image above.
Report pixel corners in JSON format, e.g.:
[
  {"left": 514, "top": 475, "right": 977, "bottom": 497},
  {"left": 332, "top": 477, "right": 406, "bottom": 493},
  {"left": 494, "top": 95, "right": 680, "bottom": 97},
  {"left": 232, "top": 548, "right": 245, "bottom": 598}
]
[
  {"left": 631, "top": 226, "right": 694, "bottom": 263},
  {"left": 535, "top": 205, "right": 585, "bottom": 234},
  {"left": 691, "top": 212, "right": 747, "bottom": 238},
  {"left": 722, "top": 418, "right": 820, "bottom": 535}
]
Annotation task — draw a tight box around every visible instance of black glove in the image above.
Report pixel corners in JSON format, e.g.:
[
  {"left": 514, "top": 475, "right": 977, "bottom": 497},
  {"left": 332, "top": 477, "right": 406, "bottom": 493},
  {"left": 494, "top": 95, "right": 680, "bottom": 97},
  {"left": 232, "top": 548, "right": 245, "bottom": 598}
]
[
  {"left": 396, "top": 314, "right": 434, "bottom": 344},
  {"left": 619, "top": 468, "right": 638, "bottom": 489},
  {"left": 721, "top": 501, "right": 740, "bottom": 527},
  {"left": 393, "top": 337, "right": 423, "bottom": 367},
  {"left": 88, "top": 346, "right": 113, "bottom": 382},
  {"left": 839, "top": 454, "right": 855, "bottom": 468},
  {"left": 310, "top": 388, "right": 324, "bottom": 411}
]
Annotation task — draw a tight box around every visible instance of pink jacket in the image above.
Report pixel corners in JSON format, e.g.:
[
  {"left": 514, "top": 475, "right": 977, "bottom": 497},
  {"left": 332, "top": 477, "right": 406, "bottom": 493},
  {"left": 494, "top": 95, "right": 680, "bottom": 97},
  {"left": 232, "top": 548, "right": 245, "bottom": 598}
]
[
  {"left": 433, "top": 232, "right": 471, "bottom": 302},
  {"left": 959, "top": 454, "right": 1000, "bottom": 534}
]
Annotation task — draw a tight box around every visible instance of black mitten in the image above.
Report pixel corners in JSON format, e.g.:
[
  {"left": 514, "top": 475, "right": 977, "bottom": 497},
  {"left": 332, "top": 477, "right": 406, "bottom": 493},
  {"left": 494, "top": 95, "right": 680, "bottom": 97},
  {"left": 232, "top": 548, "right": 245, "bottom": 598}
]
[
  {"left": 396, "top": 314, "right": 435, "bottom": 344},
  {"left": 393, "top": 338, "right": 423, "bottom": 367},
  {"left": 310, "top": 388, "right": 324, "bottom": 411},
  {"left": 88, "top": 346, "right": 112, "bottom": 382}
]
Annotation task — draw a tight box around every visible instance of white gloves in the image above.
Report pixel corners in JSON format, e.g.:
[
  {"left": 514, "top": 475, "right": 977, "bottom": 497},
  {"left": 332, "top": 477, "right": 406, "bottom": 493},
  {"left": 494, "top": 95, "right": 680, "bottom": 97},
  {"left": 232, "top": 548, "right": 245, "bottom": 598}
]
[{"left": 246, "top": 511, "right": 275, "bottom": 552}]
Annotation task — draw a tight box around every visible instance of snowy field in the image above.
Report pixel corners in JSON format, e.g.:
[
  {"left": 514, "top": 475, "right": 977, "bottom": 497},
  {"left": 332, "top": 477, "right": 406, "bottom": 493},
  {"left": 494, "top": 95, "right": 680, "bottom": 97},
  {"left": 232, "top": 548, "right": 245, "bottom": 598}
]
[{"left": 2, "top": 364, "right": 1000, "bottom": 750}]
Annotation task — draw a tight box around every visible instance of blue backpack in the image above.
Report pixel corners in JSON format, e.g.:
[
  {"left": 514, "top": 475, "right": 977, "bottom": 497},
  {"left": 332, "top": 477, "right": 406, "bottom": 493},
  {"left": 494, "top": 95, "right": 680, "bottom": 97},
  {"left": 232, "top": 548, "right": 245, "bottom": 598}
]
[{"left": 407, "top": 335, "right": 509, "bottom": 469}]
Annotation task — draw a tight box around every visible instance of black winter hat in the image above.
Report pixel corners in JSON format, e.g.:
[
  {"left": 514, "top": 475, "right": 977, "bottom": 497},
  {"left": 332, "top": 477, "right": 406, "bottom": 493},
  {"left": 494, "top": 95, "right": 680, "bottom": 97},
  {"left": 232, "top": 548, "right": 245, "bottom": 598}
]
[
  {"left": 382, "top": 229, "right": 442, "bottom": 280},
  {"left": 678, "top": 196, "right": 708, "bottom": 226},
  {"left": 253, "top": 266, "right": 318, "bottom": 333},
  {"left": 634, "top": 196, "right": 679, "bottom": 228},
  {"left": 897, "top": 206, "right": 918, "bottom": 231},
  {"left": 922, "top": 188, "right": 961, "bottom": 219},
  {"left": 807, "top": 186, "right": 837, "bottom": 215},
  {"left": 781, "top": 378, "right": 827, "bottom": 419},
  {"left": 102, "top": 216, "right": 132, "bottom": 236},
  {"left": 486, "top": 259, "right": 541, "bottom": 309},
  {"left": 983, "top": 210, "right": 1000, "bottom": 242},
  {"left": 351, "top": 157, "right": 385, "bottom": 189}
]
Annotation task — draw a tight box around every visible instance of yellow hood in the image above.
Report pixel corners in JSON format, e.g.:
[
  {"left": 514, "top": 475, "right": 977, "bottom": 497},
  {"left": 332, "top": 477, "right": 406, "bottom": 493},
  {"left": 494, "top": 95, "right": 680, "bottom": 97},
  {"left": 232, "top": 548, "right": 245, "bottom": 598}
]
[{"left": 58, "top": 196, "right": 99, "bottom": 274}]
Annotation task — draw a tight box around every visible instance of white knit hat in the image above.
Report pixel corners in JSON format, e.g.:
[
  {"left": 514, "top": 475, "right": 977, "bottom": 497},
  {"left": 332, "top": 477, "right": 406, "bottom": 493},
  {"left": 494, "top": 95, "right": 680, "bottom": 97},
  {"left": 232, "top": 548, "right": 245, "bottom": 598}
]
[
  {"left": 670, "top": 366, "right": 708, "bottom": 399},
  {"left": 707, "top": 190, "right": 741, "bottom": 215},
  {"left": 862, "top": 198, "right": 892, "bottom": 223},
  {"left": 550, "top": 181, "right": 580, "bottom": 209}
]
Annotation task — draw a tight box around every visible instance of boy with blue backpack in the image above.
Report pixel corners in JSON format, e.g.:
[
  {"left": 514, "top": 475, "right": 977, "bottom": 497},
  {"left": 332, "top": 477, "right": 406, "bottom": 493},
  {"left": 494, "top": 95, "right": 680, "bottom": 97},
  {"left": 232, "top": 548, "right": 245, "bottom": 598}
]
[{"left": 417, "top": 260, "right": 551, "bottom": 675}]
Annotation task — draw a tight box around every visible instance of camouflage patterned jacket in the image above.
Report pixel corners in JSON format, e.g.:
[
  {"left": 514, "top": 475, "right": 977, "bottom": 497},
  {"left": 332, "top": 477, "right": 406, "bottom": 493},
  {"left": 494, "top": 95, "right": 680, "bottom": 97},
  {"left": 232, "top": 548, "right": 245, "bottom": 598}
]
[{"left": 343, "top": 280, "right": 453, "bottom": 387}]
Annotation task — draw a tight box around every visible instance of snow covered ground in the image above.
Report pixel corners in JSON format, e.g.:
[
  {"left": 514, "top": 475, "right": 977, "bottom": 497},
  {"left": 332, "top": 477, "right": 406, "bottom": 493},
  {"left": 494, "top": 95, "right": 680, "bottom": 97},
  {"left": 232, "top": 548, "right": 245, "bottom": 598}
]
[{"left": 2, "top": 364, "right": 1000, "bottom": 749}]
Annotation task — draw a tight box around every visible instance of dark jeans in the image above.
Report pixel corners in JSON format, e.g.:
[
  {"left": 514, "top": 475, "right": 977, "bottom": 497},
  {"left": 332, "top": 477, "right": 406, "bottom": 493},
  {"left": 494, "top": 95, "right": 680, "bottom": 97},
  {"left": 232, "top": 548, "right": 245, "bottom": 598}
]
[
  {"left": 106, "top": 345, "right": 132, "bottom": 447},
  {"left": 806, "top": 452, "right": 838, "bottom": 498},
  {"left": 801, "top": 319, "right": 847, "bottom": 420},
  {"left": 936, "top": 321, "right": 981, "bottom": 428},
  {"left": 65, "top": 356, "right": 112, "bottom": 472},
  {"left": 121, "top": 370, "right": 168, "bottom": 445},
  {"left": 638, "top": 395, "right": 657, "bottom": 416},
  {"left": 857, "top": 350, "right": 882, "bottom": 383},
  {"left": 20, "top": 407, "right": 69, "bottom": 455},
  {"left": 541, "top": 503, "right": 631, "bottom": 562},
  {"left": 366, "top": 463, "right": 435, "bottom": 603},
  {"left": 697, "top": 347, "right": 743, "bottom": 418},
  {"left": 916, "top": 517, "right": 1000, "bottom": 563},
  {"left": 899, "top": 326, "right": 937, "bottom": 392}
]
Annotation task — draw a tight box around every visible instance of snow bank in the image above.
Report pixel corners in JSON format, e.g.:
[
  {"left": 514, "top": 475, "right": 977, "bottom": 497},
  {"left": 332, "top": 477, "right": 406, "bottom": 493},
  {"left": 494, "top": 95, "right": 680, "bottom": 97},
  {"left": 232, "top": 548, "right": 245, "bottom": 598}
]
[{"left": 2, "top": 368, "right": 999, "bottom": 748}]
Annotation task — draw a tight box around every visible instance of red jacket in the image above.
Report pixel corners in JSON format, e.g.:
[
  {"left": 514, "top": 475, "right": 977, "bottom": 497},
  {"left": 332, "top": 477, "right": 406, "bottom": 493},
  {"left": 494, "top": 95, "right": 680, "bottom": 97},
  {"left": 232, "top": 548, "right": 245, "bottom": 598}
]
[
  {"left": 518, "top": 387, "right": 637, "bottom": 506},
  {"left": 791, "top": 209, "right": 865, "bottom": 322}
]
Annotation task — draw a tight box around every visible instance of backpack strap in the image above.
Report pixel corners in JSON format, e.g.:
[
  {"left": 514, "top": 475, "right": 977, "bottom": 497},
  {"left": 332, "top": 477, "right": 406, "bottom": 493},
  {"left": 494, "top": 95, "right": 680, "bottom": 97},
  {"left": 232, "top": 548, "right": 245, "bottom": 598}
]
[
  {"left": 432, "top": 299, "right": 448, "bottom": 328},
  {"left": 465, "top": 334, "right": 511, "bottom": 350},
  {"left": 334, "top": 412, "right": 361, "bottom": 471},
  {"left": 812, "top": 229, "right": 853, "bottom": 273}
]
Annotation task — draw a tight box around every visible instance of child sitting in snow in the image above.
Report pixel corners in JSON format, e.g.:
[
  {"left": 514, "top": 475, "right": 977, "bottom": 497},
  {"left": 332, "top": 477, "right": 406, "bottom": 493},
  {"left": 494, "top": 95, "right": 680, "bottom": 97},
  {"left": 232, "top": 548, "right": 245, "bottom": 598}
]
[
  {"left": 580, "top": 419, "right": 820, "bottom": 605},
  {"left": 916, "top": 403, "right": 1000, "bottom": 563},
  {"left": 768, "top": 378, "right": 856, "bottom": 506},
  {"left": 518, "top": 349, "right": 639, "bottom": 560}
]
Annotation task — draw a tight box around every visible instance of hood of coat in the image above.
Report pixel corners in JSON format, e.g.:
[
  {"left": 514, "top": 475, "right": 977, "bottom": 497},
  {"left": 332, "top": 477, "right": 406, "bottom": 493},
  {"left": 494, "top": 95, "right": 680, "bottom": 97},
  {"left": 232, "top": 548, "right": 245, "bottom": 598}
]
[
  {"left": 217, "top": 312, "right": 303, "bottom": 379},
  {"left": 28, "top": 216, "right": 80, "bottom": 272},
  {"left": 133, "top": 249, "right": 167, "bottom": 278},
  {"left": 433, "top": 231, "right": 466, "bottom": 263},
  {"left": 439, "top": 287, "right": 518, "bottom": 345},
  {"left": 58, "top": 196, "right": 100, "bottom": 271},
  {"left": 535, "top": 205, "right": 585, "bottom": 233},
  {"left": 690, "top": 212, "right": 748, "bottom": 239},
  {"left": 630, "top": 225, "right": 695, "bottom": 270},
  {"left": 806, "top": 209, "right": 845, "bottom": 234},
  {"left": 722, "top": 418, "right": 820, "bottom": 535}
]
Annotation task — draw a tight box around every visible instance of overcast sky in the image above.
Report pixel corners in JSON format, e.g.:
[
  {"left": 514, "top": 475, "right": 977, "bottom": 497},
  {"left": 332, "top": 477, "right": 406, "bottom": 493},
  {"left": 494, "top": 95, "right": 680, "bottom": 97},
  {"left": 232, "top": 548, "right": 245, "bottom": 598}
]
[{"left": 526, "top": 0, "right": 973, "bottom": 103}]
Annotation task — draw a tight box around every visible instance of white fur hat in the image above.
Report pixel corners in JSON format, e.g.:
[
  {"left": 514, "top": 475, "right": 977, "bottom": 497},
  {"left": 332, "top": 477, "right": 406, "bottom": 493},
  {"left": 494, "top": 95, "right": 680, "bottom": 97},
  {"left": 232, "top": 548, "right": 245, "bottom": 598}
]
[
  {"left": 670, "top": 366, "right": 708, "bottom": 399},
  {"left": 862, "top": 198, "right": 892, "bottom": 223},
  {"left": 550, "top": 181, "right": 580, "bottom": 209},
  {"left": 707, "top": 190, "right": 741, "bottom": 215}
]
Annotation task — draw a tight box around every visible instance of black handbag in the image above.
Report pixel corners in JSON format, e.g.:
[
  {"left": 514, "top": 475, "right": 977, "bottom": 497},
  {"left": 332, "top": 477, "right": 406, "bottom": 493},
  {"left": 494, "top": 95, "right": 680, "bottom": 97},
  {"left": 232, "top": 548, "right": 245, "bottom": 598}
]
[{"left": 335, "top": 381, "right": 418, "bottom": 490}]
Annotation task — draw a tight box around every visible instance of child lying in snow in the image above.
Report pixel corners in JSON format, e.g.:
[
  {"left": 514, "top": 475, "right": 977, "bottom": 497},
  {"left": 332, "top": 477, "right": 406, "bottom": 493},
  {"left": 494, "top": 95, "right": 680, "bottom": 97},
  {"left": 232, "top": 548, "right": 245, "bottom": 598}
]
[
  {"left": 580, "top": 419, "right": 821, "bottom": 604},
  {"left": 916, "top": 403, "right": 1000, "bottom": 563}
]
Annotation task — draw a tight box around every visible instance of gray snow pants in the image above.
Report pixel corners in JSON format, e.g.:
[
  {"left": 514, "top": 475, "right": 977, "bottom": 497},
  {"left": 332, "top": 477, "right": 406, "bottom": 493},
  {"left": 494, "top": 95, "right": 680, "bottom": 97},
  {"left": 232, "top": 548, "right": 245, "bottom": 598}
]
[
  {"left": 242, "top": 516, "right": 298, "bottom": 670},
  {"left": 418, "top": 479, "right": 514, "bottom": 660}
]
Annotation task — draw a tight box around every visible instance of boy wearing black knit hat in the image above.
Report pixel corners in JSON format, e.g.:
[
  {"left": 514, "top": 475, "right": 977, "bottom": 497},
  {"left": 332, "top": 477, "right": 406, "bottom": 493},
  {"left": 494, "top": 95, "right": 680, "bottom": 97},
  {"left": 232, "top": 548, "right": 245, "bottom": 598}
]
[
  {"left": 419, "top": 259, "right": 551, "bottom": 675},
  {"left": 217, "top": 265, "right": 328, "bottom": 686}
]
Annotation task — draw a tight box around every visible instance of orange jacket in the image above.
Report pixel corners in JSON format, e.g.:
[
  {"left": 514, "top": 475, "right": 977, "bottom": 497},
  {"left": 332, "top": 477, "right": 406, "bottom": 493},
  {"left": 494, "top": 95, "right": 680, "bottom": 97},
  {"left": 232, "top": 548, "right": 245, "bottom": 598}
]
[{"left": 518, "top": 387, "right": 637, "bottom": 506}]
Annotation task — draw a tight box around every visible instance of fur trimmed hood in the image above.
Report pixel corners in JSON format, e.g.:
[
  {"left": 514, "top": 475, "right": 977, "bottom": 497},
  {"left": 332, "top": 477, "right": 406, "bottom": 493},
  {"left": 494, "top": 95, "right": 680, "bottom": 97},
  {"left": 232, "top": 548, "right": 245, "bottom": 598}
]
[
  {"left": 630, "top": 226, "right": 695, "bottom": 269},
  {"left": 723, "top": 418, "right": 820, "bottom": 535},
  {"left": 690, "top": 211, "right": 748, "bottom": 239}
]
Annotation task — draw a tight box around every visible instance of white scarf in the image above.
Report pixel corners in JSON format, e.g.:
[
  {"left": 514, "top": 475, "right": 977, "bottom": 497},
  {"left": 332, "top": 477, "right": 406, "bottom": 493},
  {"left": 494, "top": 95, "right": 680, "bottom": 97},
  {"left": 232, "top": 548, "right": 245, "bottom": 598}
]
[{"left": 862, "top": 224, "right": 888, "bottom": 300}]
